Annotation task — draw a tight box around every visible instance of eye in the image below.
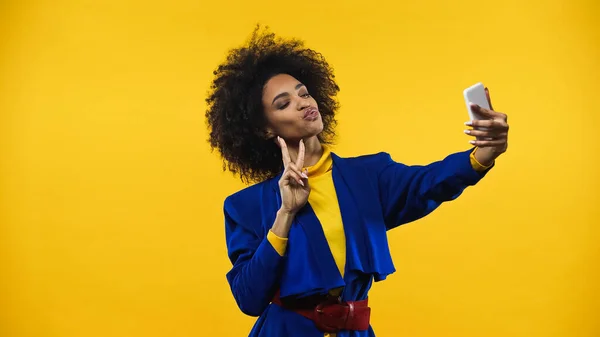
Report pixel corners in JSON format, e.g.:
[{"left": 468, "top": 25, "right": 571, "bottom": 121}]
[
  {"left": 278, "top": 102, "right": 290, "bottom": 110},
  {"left": 301, "top": 93, "right": 311, "bottom": 98}
]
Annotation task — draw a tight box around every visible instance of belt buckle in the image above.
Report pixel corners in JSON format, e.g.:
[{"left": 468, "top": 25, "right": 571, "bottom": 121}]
[{"left": 313, "top": 296, "right": 352, "bottom": 333}]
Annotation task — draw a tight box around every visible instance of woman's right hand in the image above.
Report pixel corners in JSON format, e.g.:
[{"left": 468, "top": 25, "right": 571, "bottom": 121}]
[{"left": 277, "top": 136, "right": 310, "bottom": 215}]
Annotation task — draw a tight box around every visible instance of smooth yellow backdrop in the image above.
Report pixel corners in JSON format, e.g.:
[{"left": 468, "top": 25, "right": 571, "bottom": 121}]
[{"left": 1, "top": 1, "right": 598, "bottom": 336}]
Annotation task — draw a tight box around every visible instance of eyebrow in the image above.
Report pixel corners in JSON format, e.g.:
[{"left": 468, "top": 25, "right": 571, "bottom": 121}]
[{"left": 271, "top": 83, "right": 306, "bottom": 105}]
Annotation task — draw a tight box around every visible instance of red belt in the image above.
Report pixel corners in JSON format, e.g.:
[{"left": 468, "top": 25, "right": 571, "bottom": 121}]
[{"left": 271, "top": 291, "right": 371, "bottom": 333}]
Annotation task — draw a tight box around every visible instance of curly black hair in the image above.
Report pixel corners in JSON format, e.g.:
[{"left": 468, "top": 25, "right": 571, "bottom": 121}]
[{"left": 205, "top": 26, "right": 340, "bottom": 184}]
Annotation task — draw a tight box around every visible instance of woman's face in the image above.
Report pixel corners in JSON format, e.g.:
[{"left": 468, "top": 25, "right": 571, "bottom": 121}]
[{"left": 262, "top": 73, "right": 323, "bottom": 142}]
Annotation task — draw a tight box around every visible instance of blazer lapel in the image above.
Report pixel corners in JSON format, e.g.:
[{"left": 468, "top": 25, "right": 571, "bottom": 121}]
[
  {"left": 295, "top": 204, "right": 345, "bottom": 283},
  {"left": 270, "top": 175, "right": 345, "bottom": 297},
  {"left": 331, "top": 153, "right": 396, "bottom": 281}
]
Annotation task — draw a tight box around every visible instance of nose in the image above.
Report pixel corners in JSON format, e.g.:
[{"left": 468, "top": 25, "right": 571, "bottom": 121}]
[{"left": 297, "top": 97, "right": 310, "bottom": 110}]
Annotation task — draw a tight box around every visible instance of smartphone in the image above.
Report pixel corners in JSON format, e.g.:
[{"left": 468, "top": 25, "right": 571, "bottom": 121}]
[{"left": 463, "top": 82, "right": 490, "bottom": 121}]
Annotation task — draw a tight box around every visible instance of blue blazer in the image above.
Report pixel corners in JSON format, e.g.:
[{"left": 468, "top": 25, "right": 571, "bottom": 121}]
[{"left": 224, "top": 149, "right": 489, "bottom": 337}]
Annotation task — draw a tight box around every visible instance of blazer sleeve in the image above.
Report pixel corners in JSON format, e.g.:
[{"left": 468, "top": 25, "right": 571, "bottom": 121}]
[
  {"left": 377, "top": 148, "right": 491, "bottom": 230},
  {"left": 224, "top": 196, "right": 284, "bottom": 317}
]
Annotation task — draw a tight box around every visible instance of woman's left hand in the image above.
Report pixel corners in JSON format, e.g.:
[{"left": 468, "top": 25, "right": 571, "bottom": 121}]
[{"left": 464, "top": 87, "right": 509, "bottom": 167}]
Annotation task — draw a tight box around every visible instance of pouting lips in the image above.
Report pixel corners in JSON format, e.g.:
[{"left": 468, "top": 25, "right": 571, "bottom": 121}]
[{"left": 303, "top": 107, "right": 319, "bottom": 120}]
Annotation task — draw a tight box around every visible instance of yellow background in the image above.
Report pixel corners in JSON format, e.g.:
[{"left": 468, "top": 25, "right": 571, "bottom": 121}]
[{"left": 1, "top": 0, "right": 598, "bottom": 336}]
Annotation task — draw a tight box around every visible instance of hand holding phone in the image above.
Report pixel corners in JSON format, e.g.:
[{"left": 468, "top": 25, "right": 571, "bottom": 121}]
[{"left": 461, "top": 83, "right": 510, "bottom": 166}]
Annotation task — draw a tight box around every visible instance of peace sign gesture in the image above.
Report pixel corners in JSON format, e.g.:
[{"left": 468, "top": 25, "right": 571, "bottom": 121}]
[{"left": 277, "top": 137, "right": 310, "bottom": 215}]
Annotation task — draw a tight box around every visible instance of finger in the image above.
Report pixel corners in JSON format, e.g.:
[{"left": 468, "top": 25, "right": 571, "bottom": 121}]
[
  {"left": 284, "top": 169, "right": 305, "bottom": 187},
  {"left": 469, "top": 103, "right": 504, "bottom": 119},
  {"left": 280, "top": 169, "right": 303, "bottom": 186},
  {"left": 464, "top": 129, "right": 508, "bottom": 138},
  {"left": 465, "top": 119, "right": 509, "bottom": 130},
  {"left": 278, "top": 137, "right": 291, "bottom": 168},
  {"left": 296, "top": 139, "right": 305, "bottom": 169},
  {"left": 469, "top": 139, "right": 507, "bottom": 147},
  {"left": 300, "top": 175, "right": 310, "bottom": 190},
  {"left": 288, "top": 163, "right": 308, "bottom": 179},
  {"left": 485, "top": 87, "right": 494, "bottom": 111}
]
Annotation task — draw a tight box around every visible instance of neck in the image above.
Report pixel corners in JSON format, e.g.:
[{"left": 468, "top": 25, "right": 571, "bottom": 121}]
[{"left": 287, "top": 136, "right": 323, "bottom": 168}]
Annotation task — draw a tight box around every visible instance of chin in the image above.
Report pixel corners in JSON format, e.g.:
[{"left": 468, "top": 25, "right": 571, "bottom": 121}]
[{"left": 308, "top": 124, "right": 324, "bottom": 137}]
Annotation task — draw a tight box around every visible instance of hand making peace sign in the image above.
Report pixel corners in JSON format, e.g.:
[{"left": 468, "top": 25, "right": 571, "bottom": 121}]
[{"left": 277, "top": 137, "right": 310, "bottom": 215}]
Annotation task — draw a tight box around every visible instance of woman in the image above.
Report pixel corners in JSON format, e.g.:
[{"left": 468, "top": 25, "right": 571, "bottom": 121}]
[{"left": 205, "top": 27, "right": 509, "bottom": 337}]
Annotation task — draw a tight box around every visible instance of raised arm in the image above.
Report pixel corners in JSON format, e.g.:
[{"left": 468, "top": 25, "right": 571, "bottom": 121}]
[
  {"left": 380, "top": 87, "right": 509, "bottom": 229},
  {"left": 378, "top": 149, "right": 488, "bottom": 230},
  {"left": 225, "top": 137, "right": 310, "bottom": 316},
  {"left": 225, "top": 198, "right": 292, "bottom": 317}
]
